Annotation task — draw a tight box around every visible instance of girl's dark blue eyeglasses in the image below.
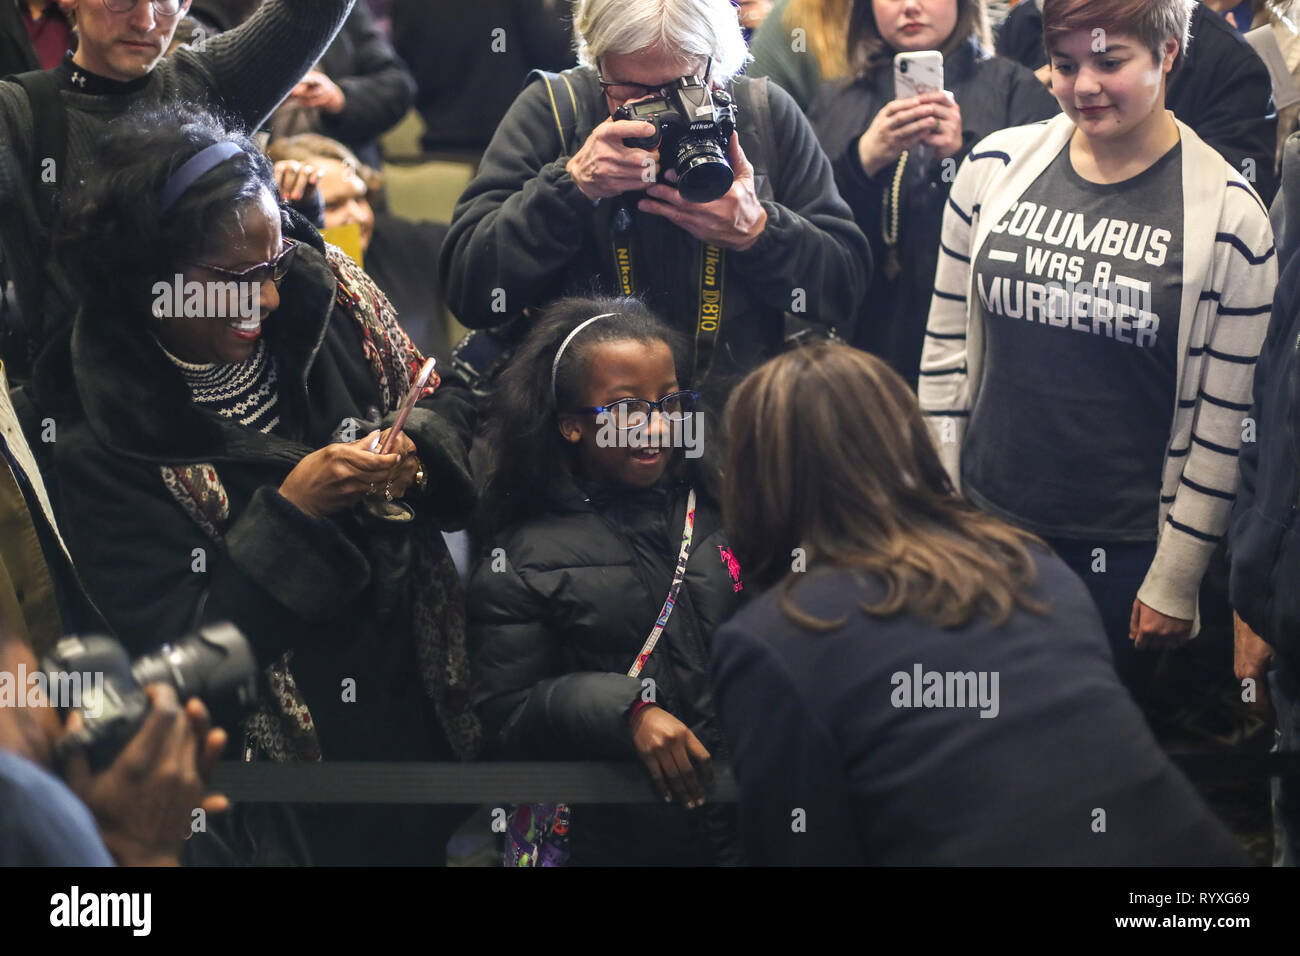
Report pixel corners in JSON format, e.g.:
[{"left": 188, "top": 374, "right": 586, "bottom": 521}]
[{"left": 577, "top": 390, "right": 700, "bottom": 430}]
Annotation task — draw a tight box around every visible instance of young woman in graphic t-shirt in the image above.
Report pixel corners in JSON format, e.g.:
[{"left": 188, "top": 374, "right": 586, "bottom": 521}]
[{"left": 919, "top": 0, "right": 1276, "bottom": 700}]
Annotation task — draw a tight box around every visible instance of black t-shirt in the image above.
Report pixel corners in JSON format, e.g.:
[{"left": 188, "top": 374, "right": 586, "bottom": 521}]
[{"left": 963, "top": 140, "right": 1183, "bottom": 540}]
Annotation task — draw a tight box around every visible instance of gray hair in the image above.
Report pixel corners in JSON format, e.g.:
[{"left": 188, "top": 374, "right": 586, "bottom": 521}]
[{"left": 573, "top": 0, "right": 751, "bottom": 82}]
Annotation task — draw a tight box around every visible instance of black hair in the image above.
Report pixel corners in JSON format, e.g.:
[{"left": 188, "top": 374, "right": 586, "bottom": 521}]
[
  {"left": 476, "top": 295, "right": 722, "bottom": 536},
  {"left": 55, "top": 102, "right": 280, "bottom": 321}
]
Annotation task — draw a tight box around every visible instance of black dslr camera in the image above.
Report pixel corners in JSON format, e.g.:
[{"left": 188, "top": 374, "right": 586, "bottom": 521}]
[
  {"left": 614, "top": 73, "right": 738, "bottom": 204},
  {"left": 44, "top": 622, "right": 259, "bottom": 772}
]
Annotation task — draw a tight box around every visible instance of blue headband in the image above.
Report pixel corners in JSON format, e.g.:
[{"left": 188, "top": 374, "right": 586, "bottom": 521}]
[{"left": 159, "top": 141, "right": 242, "bottom": 212}]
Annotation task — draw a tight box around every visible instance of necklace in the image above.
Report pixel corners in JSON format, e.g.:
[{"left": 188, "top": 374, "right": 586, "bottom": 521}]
[{"left": 881, "top": 150, "right": 909, "bottom": 281}]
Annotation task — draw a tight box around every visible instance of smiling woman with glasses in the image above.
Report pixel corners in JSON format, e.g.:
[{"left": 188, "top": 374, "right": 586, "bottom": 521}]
[{"left": 43, "top": 104, "right": 482, "bottom": 867}]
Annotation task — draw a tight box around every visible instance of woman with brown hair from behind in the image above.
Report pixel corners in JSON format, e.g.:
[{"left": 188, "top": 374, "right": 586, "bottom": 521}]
[{"left": 709, "top": 343, "right": 1247, "bottom": 865}]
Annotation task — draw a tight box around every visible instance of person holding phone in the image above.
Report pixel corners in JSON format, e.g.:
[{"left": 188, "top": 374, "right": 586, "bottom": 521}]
[
  {"left": 37, "top": 104, "right": 481, "bottom": 866},
  {"left": 919, "top": 0, "right": 1276, "bottom": 704},
  {"left": 809, "top": 0, "right": 1058, "bottom": 388}
]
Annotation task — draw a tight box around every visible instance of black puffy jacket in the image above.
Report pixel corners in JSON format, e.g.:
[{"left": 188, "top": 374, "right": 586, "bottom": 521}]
[{"left": 468, "top": 476, "right": 746, "bottom": 865}]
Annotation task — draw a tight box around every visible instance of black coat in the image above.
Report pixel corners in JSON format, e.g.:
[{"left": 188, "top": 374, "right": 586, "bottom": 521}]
[
  {"left": 441, "top": 66, "right": 871, "bottom": 398},
  {"left": 468, "top": 477, "right": 746, "bottom": 865},
  {"left": 192, "top": 0, "right": 414, "bottom": 168},
  {"left": 711, "top": 551, "right": 1249, "bottom": 865},
  {"left": 996, "top": 1, "right": 1278, "bottom": 204},
  {"left": 390, "top": 0, "right": 575, "bottom": 153},
  {"left": 365, "top": 212, "right": 451, "bottom": 365},
  {"left": 809, "top": 40, "right": 1057, "bottom": 385},
  {"left": 1231, "top": 250, "right": 1300, "bottom": 668},
  {"left": 0, "top": 0, "right": 40, "bottom": 77},
  {"left": 311, "top": 0, "right": 415, "bottom": 169},
  {"left": 41, "top": 225, "right": 478, "bottom": 863}
]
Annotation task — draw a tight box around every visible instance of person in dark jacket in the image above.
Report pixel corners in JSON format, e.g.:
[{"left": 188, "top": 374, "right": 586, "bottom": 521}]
[
  {"left": 996, "top": 0, "right": 1279, "bottom": 203},
  {"left": 40, "top": 106, "right": 481, "bottom": 866},
  {"left": 391, "top": 0, "right": 575, "bottom": 156},
  {"left": 809, "top": 0, "right": 1058, "bottom": 386},
  {"left": 1229, "top": 248, "right": 1300, "bottom": 866},
  {"left": 469, "top": 296, "right": 745, "bottom": 866},
  {"left": 0, "top": 0, "right": 39, "bottom": 76},
  {"left": 440, "top": 0, "right": 870, "bottom": 403},
  {"left": 190, "top": 0, "right": 415, "bottom": 169},
  {"left": 1, "top": 0, "right": 73, "bottom": 74},
  {"left": 712, "top": 343, "right": 1249, "bottom": 865}
]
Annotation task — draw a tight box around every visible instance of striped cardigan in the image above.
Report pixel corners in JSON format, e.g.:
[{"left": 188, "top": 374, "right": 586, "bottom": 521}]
[{"left": 919, "top": 112, "right": 1277, "bottom": 625}]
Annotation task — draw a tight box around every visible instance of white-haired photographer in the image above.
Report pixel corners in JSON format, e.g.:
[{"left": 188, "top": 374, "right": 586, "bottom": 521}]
[{"left": 441, "top": 0, "right": 871, "bottom": 399}]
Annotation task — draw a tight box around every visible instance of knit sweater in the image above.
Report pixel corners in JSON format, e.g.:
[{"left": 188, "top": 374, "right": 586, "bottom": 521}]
[
  {"left": 919, "top": 113, "right": 1277, "bottom": 625},
  {"left": 161, "top": 338, "right": 282, "bottom": 435},
  {"left": 0, "top": 0, "right": 354, "bottom": 356}
]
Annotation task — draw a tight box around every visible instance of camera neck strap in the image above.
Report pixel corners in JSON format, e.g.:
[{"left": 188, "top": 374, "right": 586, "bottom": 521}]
[{"left": 610, "top": 204, "right": 725, "bottom": 386}]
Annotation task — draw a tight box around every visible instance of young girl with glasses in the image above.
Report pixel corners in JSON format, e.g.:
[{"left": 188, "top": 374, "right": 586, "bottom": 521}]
[{"left": 469, "top": 295, "right": 746, "bottom": 866}]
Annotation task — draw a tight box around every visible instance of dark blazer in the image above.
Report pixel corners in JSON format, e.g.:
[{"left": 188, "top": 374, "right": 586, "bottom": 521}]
[{"left": 711, "top": 549, "right": 1249, "bottom": 865}]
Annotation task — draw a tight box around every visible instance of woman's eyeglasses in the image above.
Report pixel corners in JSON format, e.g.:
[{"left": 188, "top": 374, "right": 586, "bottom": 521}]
[
  {"left": 102, "top": 0, "right": 185, "bottom": 15},
  {"left": 577, "top": 390, "right": 700, "bottom": 430},
  {"left": 186, "top": 237, "right": 299, "bottom": 285}
]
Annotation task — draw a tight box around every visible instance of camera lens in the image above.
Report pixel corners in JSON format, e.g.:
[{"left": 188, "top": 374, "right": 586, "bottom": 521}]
[
  {"left": 900, "top": 60, "right": 909, "bottom": 73},
  {"left": 131, "top": 622, "right": 259, "bottom": 726},
  {"left": 675, "top": 138, "right": 733, "bottom": 203}
]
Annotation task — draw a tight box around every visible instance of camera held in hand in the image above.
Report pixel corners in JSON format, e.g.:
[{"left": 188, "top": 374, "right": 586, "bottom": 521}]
[
  {"left": 44, "top": 622, "right": 259, "bottom": 772},
  {"left": 615, "top": 74, "right": 738, "bottom": 204}
]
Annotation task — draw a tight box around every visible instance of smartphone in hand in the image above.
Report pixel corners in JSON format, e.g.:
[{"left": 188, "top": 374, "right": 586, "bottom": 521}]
[
  {"left": 894, "top": 51, "right": 944, "bottom": 101},
  {"left": 370, "top": 357, "right": 438, "bottom": 455}
]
